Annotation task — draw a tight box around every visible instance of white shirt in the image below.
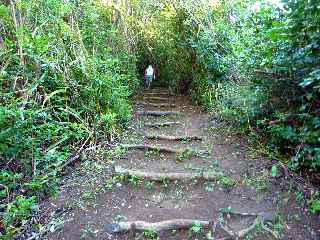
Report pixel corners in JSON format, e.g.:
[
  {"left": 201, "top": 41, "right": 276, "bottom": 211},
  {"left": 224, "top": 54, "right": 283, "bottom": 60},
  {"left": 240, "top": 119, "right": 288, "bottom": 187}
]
[{"left": 146, "top": 65, "right": 154, "bottom": 76}]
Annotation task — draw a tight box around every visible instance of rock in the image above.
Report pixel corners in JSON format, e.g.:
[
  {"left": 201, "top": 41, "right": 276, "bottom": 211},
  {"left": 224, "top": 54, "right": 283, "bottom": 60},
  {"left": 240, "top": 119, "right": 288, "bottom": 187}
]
[
  {"left": 104, "top": 223, "right": 121, "bottom": 234},
  {"left": 260, "top": 212, "right": 275, "bottom": 222}
]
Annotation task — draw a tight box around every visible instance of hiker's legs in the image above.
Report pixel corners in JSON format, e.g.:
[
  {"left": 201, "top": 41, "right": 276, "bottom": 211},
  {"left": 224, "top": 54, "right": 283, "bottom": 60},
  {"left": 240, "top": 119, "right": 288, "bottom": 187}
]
[
  {"left": 144, "top": 76, "right": 148, "bottom": 88},
  {"left": 146, "top": 75, "right": 152, "bottom": 89},
  {"left": 144, "top": 75, "right": 150, "bottom": 89}
]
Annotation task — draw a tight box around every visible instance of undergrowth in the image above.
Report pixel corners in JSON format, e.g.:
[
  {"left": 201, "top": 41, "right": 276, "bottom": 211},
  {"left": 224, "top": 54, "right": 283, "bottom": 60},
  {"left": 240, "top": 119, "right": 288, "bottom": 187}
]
[
  {"left": 1, "top": 0, "right": 320, "bottom": 238},
  {"left": 0, "top": 0, "right": 138, "bottom": 237}
]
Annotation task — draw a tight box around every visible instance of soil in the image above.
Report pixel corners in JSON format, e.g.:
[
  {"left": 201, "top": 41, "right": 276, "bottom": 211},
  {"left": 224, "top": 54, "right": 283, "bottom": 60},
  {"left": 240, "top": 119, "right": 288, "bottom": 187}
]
[{"left": 39, "top": 88, "right": 320, "bottom": 240}]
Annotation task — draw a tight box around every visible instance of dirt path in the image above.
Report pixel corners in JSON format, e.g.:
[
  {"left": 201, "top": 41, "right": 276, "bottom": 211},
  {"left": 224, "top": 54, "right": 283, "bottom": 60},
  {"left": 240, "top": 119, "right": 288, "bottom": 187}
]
[{"left": 43, "top": 89, "right": 319, "bottom": 240}]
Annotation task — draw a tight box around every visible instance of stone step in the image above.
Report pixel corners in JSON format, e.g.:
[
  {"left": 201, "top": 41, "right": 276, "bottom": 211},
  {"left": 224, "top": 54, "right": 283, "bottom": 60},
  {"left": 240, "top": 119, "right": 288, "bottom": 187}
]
[
  {"left": 144, "top": 96, "right": 173, "bottom": 102},
  {"left": 144, "top": 92, "right": 174, "bottom": 96},
  {"left": 113, "top": 165, "right": 222, "bottom": 181},
  {"left": 144, "top": 121, "right": 183, "bottom": 128},
  {"left": 145, "top": 135, "right": 202, "bottom": 141},
  {"left": 120, "top": 144, "right": 208, "bottom": 155},
  {"left": 136, "top": 111, "right": 181, "bottom": 117},
  {"left": 136, "top": 102, "right": 176, "bottom": 108},
  {"left": 105, "top": 219, "right": 210, "bottom": 234}
]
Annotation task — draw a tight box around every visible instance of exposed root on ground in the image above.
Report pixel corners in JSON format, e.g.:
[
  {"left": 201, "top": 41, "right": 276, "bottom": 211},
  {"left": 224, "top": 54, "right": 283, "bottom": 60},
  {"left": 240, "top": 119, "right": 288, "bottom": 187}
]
[
  {"left": 236, "top": 216, "right": 279, "bottom": 239},
  {"left": 136, "top": 102, "right": 176, "bottom": 108},
  {"left": 144, "top": 121, "right": 182, "bottom": 128},
  {"left": 120, "top": 144, "right": 207, "bottom": 155},
  {"left": 145, "top": 135, "right": 202, "bottom": 141},
  {"left": 121, "top": 144, "right": 181, "bottom": 153},
  {"left": 144, "top": 92, "right": 174, "bottom": 96},
  {"left": 113, "top": 166, "right": 220, "bottom": 181},
  {"left": 105, "top": 211, "right": 279, "bottom": 239},
  {"left": 150, "top": 103, "right": 176, "bottom": 108},
  {"left": 136, "top": 110, "right": 181, "bottom": 116},
  {"left": 144, "top": 97, "right": 172, "bottom": 101},
  {"left": 218, "top": 210, "right": 279, "bottom": 239},
  {"left": 105, "top": 219, "right": 210, "bottom": 234},
  {"left": 120, "top": 144, "right": 181, "bottom": 153}
]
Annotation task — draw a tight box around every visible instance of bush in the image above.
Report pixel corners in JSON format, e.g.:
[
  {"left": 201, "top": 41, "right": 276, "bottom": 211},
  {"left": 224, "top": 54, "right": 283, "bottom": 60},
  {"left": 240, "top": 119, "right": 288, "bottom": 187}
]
[
  {"left": 183, "top": 0, "right": 320, "bottom": 170},
  {"left": 1, "top": 195, "right": 38, "bottom": 239},
  {"left": 0, "top": 0, "right": 139, "bottom": 237}
]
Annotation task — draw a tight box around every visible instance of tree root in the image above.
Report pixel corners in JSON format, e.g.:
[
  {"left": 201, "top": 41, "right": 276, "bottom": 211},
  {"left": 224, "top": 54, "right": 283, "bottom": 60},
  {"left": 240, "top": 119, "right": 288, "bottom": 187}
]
[
  {"left": 151, "top": 103, "right": 176, "bottom": 108},
  {"left": 146, "top": 91, "right": 173, "bottom": 96},
  {"left": 144, "top": 121, "right": 182, "bottom": 128},
  {"left": 120, "top": 144, "right": 207, "bottom": 155},
  {"left": 120, "top": 144, "right": 182, "bottom": 153},
  {"left": 144, "top": 97, "right": 171, "bottom": 101},
  {"left": 218, "top": 211, "right": 278, "bottom": 239},
  {"left": 144, "top": 92, "right": 174, "bottom": 96},
  {"left": 105, "top": 219, "right": 210, "bottom": 234},
  {"left": 145, "top": 135, "right": 202, "bottom": 141},
  {"left": 113, "top": 166, "right": 220, "bottom": 181},
  {"left": 105, "top": 212, "right": 279, "bottom": 239},
  {"left": 136, "top": 111, "right": 181, "bottom": 116},
  {"left": 236, "top": 216, "right": 279, "bottom": 239},
  {"left": 136, "top": 102, "right": 176, "bottom": 108}
]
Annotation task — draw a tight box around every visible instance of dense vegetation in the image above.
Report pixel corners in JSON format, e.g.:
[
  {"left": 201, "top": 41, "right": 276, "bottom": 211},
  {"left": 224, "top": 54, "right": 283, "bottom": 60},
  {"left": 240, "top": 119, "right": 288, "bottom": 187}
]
[
  {"left": 130, "top": 0, "right": 320, "bottom": 171},
  {"left": 0, "top": 0, "right": 319, "bottom": 238},
  {"left": 0, "top": 0, "right": 138, "bottom": 237}
]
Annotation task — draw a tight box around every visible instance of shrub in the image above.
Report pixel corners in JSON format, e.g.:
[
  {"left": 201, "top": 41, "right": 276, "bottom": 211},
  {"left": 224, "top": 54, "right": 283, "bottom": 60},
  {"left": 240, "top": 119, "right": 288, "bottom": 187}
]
[{"left": 0, "top": 0, "right": 139, "bottom": 237}]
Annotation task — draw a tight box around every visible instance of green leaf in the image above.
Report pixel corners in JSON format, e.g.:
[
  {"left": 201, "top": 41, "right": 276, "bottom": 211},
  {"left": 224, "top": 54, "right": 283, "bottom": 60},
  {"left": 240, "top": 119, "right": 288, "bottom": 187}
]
[
  {"left": 0, "top": 4, "right": 10, "bottom": 19},
  {"left": 271, "top": 165, "right": 278, "bottom": 177}
]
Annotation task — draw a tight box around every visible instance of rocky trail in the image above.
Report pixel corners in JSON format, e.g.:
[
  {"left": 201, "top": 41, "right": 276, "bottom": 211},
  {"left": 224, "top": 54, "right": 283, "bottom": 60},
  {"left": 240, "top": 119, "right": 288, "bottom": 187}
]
[{"left": 42, "top": 89, "right": 319, "bottom": 240}]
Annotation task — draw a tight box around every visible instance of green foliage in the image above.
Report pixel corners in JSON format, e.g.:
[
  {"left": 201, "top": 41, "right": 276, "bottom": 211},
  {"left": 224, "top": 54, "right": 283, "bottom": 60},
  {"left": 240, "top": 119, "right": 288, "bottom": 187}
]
[
  {"left": 144, "top": 180, "right": 155, "bottom": 189},
  {"left": 1, "top": 0, "right": 320, "bottom": 237},
  {"left": 272, "top": 214, "right": 286, "bottom": 235},
  {"left": 176, "top": 149, "right": 196, "bottom": 162},
  {"left": 142, "top": 0, "right": 320, "bottom": 170},
  {"left": 104, "top": 175, "right": 125, "bottom": 191},
  {"left": 1, "top": 195, "right": 38, "bottom": 238},
  {"left": 219, "top": 206, "right": 235, "bottom": 215},
  {"left": 128, "top": 175, "right": 142, "bottom": 186},
  {"left": 243, "top": 171, "right": 269, "bottom": 191},
  {"left": 0, "top": 171, "right": 22, "bottom": 198},
  {"left": 190, "top": 221, "right": 203, "bottom": 234},
  {"left": 24, "top": 174, "right": 59, "bottom": 197},
  {"left": 1, "top": 0, "right": 139, "bottom": 237},
  {"left": 309, "top": 193, "right": 320, "bottom": 214},
  {"left": 143, "top": 229, "right": 158, "bottom": 240},
  {"left": 217, "top": 175, "right": 236, "bottom": 188},
  {"left": 270, "top": 165, "right": 278, "bottom": 178},
  {"left": 132, "top": 1, "right": 194, "bottom": 91},
  {"left": 310, "top": 200, "right": 320, "bottom": 214}
]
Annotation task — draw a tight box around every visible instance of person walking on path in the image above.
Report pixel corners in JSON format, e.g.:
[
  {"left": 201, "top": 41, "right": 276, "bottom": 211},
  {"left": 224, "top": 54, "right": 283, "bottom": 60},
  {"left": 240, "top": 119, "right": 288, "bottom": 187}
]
[{"left": 144, "top": 64, "right": 155, "bottom": 89}]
